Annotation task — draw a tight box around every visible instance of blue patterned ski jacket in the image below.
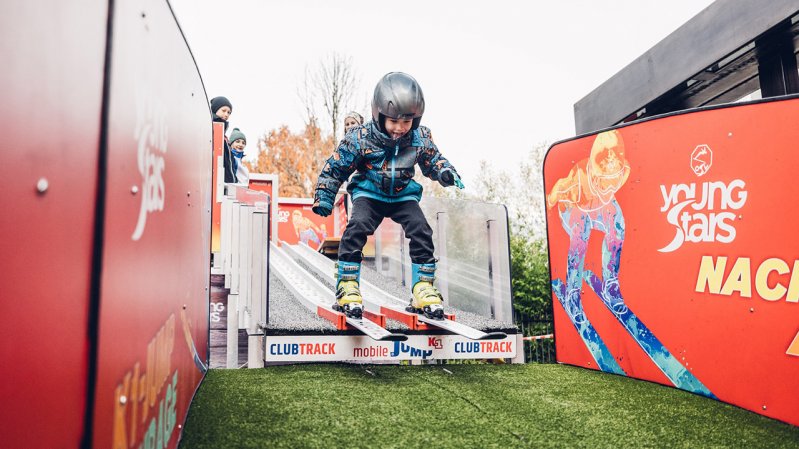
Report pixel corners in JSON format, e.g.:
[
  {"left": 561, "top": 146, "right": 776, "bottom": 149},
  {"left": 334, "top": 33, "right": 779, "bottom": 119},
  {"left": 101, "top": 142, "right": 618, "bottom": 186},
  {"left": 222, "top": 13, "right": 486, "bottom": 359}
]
[{"left": 313, "top": 121, "right": 459, "bottom": 211}]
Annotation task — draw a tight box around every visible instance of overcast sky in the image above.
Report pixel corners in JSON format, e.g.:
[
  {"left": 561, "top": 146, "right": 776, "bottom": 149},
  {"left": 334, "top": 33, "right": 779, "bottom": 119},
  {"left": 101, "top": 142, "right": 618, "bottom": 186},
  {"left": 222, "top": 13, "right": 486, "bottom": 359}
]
[{"left": 170, "top": 0, "right": 715, "bottom": 186}]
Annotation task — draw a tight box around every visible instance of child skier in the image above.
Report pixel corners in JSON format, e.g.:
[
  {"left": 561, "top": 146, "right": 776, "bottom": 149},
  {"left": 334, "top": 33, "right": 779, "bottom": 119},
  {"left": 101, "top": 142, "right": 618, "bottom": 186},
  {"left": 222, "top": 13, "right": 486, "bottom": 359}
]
[{"left": 312, "top": 72, "right": 464, "bottom": 319}]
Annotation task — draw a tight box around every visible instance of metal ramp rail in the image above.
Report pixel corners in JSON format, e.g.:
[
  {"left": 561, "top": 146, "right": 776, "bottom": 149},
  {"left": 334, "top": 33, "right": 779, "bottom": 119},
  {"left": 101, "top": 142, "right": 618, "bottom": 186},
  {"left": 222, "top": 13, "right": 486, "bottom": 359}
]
[
  {"left": 268, "top": 242, "right": 406, "bottom": 342},
  {"left": 282, "top": 243, "right": 508, "bottom": 341}
]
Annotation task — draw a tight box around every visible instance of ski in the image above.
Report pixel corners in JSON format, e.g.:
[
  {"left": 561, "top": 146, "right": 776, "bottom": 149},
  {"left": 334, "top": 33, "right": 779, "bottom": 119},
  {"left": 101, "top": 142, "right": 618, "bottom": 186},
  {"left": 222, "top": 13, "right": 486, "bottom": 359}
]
[
  {"left": 583, "top": 270, "right": 715, "bottom": 398},
  {"left": 380, "top": 304, "right": 506, "bottom": 340},
  {"left": 552, "top": 278, "right": 626, "bottom": 375},
  {"left": 417, "top": 314, "right": 507, "bottom": 340},
  {"left": 345, "top": 314, "right": 408, "bottom": 342}
]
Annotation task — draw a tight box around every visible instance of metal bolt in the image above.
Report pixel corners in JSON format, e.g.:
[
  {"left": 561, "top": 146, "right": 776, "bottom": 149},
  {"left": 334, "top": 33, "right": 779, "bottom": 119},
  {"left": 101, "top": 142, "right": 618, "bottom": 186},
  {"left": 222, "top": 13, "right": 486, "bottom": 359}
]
[
  {"left": 738, "top": 214, "right": 743, "bottom": 219},
  {"left": 187, "top": 191, "right": 191, "bottom": 197},
  {"left": 762, "top": 405, "right": 767, "bottom": 410},
  {"left": 183, "top": 304, "right": 187, "bottom": 309},
  {"left": 750, "top": 308, "right": 754, "bottom": 313},
  {"left": 728, "top": 132, "right": 733, "bottom": 137},
  {"left": 120, "top": 395, "right": 127, "bottom": 405},
  {"left": 131, "top": 186, "right": 139, "bottom": 195},
  {"left": 36, "top": 178, "right": 49, "bottom": 194}
]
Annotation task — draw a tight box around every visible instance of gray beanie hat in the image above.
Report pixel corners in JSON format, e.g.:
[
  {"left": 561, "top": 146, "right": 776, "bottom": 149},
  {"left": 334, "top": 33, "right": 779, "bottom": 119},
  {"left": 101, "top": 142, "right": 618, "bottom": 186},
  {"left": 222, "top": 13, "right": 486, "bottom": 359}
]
[
  {"left": 229, "top": 128, "right": 246, "bottom": 144},
  {"left": 344, "top": 111, "right": 364, "bottom": 124}
]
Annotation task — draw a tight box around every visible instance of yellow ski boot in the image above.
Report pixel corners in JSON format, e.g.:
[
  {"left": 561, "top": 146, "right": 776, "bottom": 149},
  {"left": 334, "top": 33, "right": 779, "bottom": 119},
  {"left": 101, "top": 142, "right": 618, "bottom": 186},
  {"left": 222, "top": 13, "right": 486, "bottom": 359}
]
[
  {"left": 334, "top": 261, "right": 363, "bottom": 318},
  {"left": 407, "top": 263, "right": 444, "bottom": 319}
]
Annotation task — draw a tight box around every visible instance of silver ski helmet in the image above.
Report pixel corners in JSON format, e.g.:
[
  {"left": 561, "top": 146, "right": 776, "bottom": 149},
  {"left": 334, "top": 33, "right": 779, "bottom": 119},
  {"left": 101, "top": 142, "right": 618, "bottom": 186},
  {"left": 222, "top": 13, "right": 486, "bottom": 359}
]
[{"left": 372, "top": 72, "right": 425, "bottom": 134}]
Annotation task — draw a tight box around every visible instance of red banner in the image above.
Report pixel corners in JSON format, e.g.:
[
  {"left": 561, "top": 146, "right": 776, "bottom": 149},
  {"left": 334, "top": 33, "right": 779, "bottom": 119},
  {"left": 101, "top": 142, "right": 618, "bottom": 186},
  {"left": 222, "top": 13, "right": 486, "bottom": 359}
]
[
  {"left": 90, "top": 1, "right": 211, "bottom": 447},
  {"left": 545, "top": 97, "right": 799, "bottom": 426},
  {"left": 277, "top": 199, "right": 332, "bottom": 250},
  {"left": 211, "top": 122, "right": 224, "bottom": 252},
  {"left": 0, "top": 1, "right": 108, "bottom": 447}
]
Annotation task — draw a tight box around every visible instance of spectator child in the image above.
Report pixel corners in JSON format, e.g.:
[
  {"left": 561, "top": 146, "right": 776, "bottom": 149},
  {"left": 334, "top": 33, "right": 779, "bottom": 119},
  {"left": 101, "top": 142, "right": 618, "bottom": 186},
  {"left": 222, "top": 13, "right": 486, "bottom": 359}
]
[
  {"left": 343, "top": 111, "right": 364, "bottom": 134},
  {"left": 209, "top": 96, "right": 237, "bottom": 183},
  {"left": 228, "top": 128, "right": 249, "bottom": 184}
]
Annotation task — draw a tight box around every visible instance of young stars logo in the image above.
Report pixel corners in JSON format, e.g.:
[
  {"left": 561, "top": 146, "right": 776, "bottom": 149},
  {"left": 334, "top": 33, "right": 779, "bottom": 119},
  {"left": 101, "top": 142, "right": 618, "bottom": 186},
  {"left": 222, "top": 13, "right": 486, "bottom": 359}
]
[
  {"left": 131, "top": 89, "right": 168, "bottom": 241},
  {"left": 658, "top": 144, "right": 748, "bottom": 253}
]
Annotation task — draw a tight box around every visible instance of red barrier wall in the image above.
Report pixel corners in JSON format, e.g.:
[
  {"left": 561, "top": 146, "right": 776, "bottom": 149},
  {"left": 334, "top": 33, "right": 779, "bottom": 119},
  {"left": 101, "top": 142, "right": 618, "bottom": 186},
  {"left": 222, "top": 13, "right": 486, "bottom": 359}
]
[
  {"left": 276, "top": 198, "right": 333, "bottom": 250},
  {"left": 211, "top": 122, "right": 224, "bottom": 252},
  {"left": 545, "top": 96, "right": 799, "bottom": 426},
  {"left": 90, "top": 0, "right": 211, "bottom": 447},
  {"left": 1, "top": 1, "right": 211, "bottom": 447},
  {"left": 0, "top": 2, "right": 108, "bottom": 447},
  {"left": 249, "top": 176, "right": 347, "bottom": 248}
]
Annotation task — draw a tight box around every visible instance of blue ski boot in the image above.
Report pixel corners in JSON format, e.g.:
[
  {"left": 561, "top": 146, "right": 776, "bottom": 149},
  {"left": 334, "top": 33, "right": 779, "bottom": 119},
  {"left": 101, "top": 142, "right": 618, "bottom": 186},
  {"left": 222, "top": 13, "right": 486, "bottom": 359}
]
[
  {"left": 406, "top": 263, "right": 445, "bottom": 320},
  {"left": 333, "top": 261, "right": 363, "bottom": 318}
]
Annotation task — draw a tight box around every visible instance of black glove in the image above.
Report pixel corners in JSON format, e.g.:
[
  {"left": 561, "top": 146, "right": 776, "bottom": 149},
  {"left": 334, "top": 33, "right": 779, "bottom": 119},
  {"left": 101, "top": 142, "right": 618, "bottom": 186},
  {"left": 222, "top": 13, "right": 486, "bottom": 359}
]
[
  {"left": 440, "top": 169, "right": 454, "bottom": 186},
  {"left": 439, "top": 169, "right": 464, "bottom": 189},
  {"left": 312, "top": 200, "right": 333, "bottom": 217}
]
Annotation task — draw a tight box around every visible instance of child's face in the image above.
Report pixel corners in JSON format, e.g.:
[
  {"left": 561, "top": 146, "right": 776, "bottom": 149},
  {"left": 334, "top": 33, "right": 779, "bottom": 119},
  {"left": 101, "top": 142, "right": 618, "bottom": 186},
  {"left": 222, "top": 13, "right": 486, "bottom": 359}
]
[
  {"left": 231, "top": 139, "right": 246, "bottom": 150},
  {"left": 215, "top": 106, "right": 231, "bottom": 121},
  {"left": 344, "top": 117, "right": 360, "bottom": 132},
  {"left": 384, "top": 117, "right": 413, "bottom": 139}
]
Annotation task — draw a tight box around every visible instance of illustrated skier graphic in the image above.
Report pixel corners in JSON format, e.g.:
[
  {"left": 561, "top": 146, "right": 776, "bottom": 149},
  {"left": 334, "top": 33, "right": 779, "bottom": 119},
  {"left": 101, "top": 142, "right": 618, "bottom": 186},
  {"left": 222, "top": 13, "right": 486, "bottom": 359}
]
[
  {"left": 292, "top": 209, "right": 325, "bottom": 248},
  {"left": 547, "top": 129, "right": 631, "bottom": 324},
  {"left": 546, "top": 130, "right": 716, "bottom": 397},
  {"left": 312, "top": 72, "right": 464, "bottom": 319}
]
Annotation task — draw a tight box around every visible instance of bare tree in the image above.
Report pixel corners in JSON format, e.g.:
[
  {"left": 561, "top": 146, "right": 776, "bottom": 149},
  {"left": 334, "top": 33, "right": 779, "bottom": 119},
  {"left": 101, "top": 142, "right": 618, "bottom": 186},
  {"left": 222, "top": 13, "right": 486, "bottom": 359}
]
[
  {"left": 298, "top": 52, "right": 361, "bottom": 141},
  {"left": 474, "top": 142, "right": 550, "bottom": 239}
]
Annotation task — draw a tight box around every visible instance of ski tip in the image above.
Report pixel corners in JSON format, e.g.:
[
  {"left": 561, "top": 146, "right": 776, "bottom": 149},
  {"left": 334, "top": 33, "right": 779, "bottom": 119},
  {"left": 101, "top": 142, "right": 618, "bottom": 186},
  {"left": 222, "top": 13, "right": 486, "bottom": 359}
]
[
  {"left": 478, "top": 332, "right": 508, "bottom": 340},
  {"left": 380, "top": 334, "right": 409, "bottom": 342}
]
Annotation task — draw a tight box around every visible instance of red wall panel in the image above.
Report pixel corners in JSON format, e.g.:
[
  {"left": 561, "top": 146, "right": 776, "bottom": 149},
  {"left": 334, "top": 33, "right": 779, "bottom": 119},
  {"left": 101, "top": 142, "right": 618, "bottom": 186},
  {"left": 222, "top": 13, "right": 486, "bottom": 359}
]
[
  {"left": 211, "top": 122, "right": 224, "bottom": 252},
  {"left": 0, "top": 1, "right": 108, "bottom": 448},
  {"left": 91, "top": 0, "right": 211, "bottom": 447},
  {"left": 545, "top": 97, "right": 799, "bottom": 426},
  {"left": 277, "top": 199, "right": 333, "bottom": 250}
]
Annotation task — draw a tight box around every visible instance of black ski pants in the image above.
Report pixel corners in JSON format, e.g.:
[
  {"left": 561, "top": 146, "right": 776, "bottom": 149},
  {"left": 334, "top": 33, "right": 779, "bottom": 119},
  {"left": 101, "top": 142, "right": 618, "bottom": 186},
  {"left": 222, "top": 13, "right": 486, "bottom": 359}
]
[{"left": 338, "top": 197, "right": 435, "bottom": 264}]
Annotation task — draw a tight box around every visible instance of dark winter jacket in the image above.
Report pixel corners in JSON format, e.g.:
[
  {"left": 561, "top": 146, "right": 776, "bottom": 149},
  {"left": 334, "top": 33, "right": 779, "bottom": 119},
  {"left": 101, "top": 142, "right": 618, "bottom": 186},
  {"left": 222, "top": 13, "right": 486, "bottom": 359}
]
[{"left": 313, "top": 121, "right": 459, "bottom": 211}]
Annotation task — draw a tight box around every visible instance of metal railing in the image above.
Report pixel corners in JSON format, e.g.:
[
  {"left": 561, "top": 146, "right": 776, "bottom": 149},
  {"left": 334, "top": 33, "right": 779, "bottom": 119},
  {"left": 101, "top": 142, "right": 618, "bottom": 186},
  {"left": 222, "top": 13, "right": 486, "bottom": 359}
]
[
  {"left": 517, "top": 312, "right": 555, "bottom": 363},
  {"left": 218, "top": 184, "right": 271, "bottom": 368}
]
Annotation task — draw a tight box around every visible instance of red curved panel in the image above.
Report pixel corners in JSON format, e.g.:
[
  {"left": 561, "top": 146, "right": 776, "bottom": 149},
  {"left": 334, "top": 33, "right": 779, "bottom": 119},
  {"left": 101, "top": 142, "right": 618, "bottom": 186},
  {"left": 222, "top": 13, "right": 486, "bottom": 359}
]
[
  {"left": 545, "top": 97, "right": 799, "bottom": 426},
  {"left": 0, "top": 2, "right": 108, "bottom": 448},
  {"left": 91, "top": 0, "right": 211, "bottom": 447}
]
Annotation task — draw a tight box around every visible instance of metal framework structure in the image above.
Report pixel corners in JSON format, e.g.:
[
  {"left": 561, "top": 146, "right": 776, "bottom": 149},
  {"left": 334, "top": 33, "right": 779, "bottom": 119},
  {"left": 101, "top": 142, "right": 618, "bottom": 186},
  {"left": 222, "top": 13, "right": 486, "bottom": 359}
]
[{"left": 575, "top": 0, "right": 799, "bottom": 133}]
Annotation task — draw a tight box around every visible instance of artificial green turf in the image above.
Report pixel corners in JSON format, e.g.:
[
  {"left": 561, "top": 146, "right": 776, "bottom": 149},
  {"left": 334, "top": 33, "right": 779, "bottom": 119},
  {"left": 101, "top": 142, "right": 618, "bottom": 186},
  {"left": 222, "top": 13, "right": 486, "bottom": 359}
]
[{"left": 179, "top": 364, "right": 799, "bottom": 449}]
